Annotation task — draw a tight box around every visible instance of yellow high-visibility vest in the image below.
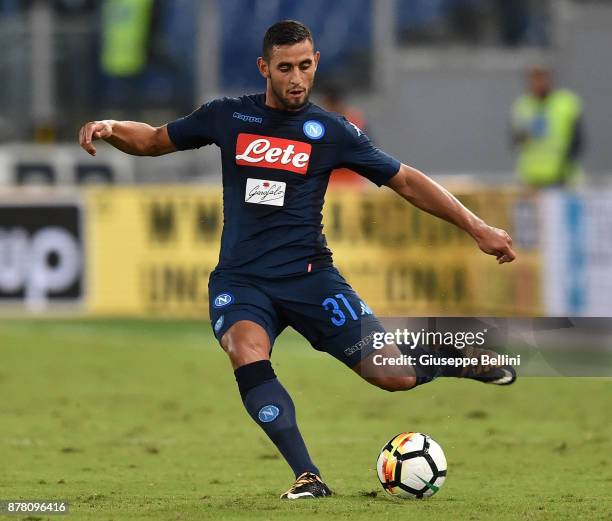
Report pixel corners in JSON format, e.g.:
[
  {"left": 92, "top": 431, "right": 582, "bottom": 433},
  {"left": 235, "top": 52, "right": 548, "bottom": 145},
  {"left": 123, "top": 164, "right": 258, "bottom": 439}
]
[
  {"left": 101, "top": 0, "right": 154, "bottom": 77},
  {"left": 512, "top": 89, "right": 583, "bottom": 186}
]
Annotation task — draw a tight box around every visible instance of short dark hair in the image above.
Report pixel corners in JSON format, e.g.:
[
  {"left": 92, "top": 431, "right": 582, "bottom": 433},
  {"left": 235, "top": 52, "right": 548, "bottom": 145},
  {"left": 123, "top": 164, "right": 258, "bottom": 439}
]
[{"left": 262, "top": 20, "right": 314, "bottom": 61}]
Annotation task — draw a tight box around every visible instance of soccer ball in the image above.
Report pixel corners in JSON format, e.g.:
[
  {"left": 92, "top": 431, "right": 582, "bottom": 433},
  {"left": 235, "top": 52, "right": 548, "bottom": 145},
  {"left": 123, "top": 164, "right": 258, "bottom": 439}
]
[{"left": 376, "top": 432, "right": 447, "bottom": 499}]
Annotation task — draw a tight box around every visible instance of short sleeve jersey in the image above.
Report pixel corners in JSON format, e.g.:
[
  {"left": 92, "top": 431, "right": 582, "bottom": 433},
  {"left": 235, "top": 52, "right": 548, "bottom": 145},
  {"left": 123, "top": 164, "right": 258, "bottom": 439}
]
[{"left": 167, "top": 93, "right": 400, "bottom": 277}]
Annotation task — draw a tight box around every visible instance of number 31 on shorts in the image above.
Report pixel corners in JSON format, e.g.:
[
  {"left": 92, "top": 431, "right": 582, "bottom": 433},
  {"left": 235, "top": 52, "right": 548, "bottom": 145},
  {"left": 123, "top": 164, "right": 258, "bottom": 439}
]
[{"left": 322, "top": 293, "right": 372, "bottom": 327}]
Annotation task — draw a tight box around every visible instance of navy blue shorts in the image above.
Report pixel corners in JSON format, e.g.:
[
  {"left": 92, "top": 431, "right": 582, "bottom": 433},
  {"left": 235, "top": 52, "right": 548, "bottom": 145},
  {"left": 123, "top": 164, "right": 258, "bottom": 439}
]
[{"left": 208, "top": 267, "right": 384, "bottom": 368}]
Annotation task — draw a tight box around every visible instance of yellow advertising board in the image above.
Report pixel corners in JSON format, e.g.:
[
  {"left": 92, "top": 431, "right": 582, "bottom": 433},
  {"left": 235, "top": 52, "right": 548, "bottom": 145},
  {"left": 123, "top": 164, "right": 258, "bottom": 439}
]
[
  {"left": 324, "top": 188, "right": 540, "bottom": 316},
  {"left": 85, "top": 186, "right": 222, "bottom": 317},
  {"left": 84, "top": 186, "right": 540, "bottom": 318}
]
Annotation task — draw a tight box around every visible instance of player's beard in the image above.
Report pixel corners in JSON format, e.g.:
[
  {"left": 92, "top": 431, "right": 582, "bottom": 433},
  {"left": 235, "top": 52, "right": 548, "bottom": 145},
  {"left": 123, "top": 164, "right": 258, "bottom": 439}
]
[{"left": 270, "top": 79, "right": 312, "bottom": 111}]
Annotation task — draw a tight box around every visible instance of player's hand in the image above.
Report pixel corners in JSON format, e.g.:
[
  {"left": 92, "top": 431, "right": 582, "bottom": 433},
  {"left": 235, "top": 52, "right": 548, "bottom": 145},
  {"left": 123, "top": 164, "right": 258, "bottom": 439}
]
[
  {"left": 79, "top": 120, "right": 114, "bottom": 156},
  {"left": 473, "top": 224, "right": 516, "bottom": 264}
]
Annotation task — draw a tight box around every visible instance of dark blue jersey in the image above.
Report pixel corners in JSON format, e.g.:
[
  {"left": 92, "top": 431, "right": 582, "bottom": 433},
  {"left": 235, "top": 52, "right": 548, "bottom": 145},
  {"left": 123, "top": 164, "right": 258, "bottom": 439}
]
[{"left": 167, "top": 93, "right": 400, "bottom": 277}]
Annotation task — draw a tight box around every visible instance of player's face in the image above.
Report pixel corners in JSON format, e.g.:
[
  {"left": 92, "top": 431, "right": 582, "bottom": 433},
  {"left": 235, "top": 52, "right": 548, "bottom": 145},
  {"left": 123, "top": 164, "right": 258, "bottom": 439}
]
[{"left": 258, "top": 40, "right": 320, "bottom": 111}]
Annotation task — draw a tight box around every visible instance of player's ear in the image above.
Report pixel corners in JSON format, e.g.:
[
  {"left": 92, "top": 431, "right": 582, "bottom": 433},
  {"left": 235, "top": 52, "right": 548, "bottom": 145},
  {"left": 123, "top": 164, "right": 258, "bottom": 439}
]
[
  {"left": 313, "top": 50, "right": 321, "bottom": 69},
  {"left": 257, "top": 57, "right": 270, "bottom": 79}
]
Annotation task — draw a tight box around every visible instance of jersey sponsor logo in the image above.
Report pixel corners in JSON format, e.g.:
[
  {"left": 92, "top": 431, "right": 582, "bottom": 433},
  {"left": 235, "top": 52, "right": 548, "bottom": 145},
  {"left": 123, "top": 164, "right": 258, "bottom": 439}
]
[
  {"left": 303, "top": 120, "right": 325, "bottom": 140},
  {"left": 258, "top": 405, "right": 280, "bottom": 423},
  {"left": 245, "top": 178, "right": 286, "bottom": 206},
  {"left": 235, "top": 133, "right": 311, "bottom": 175},
  {"left": 232, "top": 111, "right": 263, "bottom": 124},
  {"left": 213, "top": 293, "right": 233, "bottom": 308}
]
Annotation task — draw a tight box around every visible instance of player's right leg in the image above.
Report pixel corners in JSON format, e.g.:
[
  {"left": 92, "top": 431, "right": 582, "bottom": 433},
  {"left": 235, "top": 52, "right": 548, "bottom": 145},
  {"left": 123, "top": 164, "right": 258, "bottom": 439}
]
[
  {"left": 218, "top": 321, "right": 330, "bottom": 499},
  {"left": 209, "top": 272, "right": 330, "bottom": 499}
]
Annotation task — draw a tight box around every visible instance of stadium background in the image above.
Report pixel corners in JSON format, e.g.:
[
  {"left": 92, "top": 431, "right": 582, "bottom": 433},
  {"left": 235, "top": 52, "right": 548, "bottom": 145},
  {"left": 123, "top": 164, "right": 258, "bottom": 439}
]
[
  {"left": 1, "top": 3, "right": 611, "bottom": 520},
  {"left": 1, "top": 0, "right": 611, "bottom": 318}
]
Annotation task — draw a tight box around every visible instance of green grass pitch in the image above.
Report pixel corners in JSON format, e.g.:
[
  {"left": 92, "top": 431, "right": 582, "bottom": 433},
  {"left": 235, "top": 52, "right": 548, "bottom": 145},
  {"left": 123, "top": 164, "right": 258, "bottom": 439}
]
[{"left": 1, "top": 320, "right": 611, "bottom": 520}]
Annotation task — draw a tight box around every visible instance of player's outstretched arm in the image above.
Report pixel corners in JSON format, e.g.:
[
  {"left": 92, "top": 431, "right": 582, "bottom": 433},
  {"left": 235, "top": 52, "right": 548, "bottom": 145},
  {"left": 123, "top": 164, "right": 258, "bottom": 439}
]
[
  {"left": 387, "top": 164, "right": 516, "bottom": 264},
  {"left": 78, "top": 120, "right": 176, "bottom": 157}
]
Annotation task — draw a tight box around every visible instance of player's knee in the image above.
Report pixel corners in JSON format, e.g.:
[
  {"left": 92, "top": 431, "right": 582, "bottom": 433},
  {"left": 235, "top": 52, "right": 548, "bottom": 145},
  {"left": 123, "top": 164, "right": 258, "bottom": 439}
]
[
  {"left": 370, "top": 375, "right": 416, "bottom": 392},
  {"left": 225, "top": 337, "right": 268, "bottom": 365},
  {"left": 222, "top": 324, "right": 270, "bottom": 367}
]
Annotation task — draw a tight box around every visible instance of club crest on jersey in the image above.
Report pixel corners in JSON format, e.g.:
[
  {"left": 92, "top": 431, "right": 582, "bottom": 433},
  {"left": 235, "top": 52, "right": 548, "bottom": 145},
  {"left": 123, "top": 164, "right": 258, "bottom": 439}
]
[
  {"left": 235, "top": 133, "right": 311, "bottom": 175},
  {"left": 303, "top": 120, "right": 325, "bottom": 140},
  {"left": 213, "top": 293, "right": 233, "bottom": 308}
]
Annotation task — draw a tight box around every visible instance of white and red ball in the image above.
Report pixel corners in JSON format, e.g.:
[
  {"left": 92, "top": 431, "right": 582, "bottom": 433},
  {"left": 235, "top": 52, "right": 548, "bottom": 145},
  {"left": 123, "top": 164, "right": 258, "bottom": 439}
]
[{"left": 376, "top": 432, "right": 447, "bottom": 499}]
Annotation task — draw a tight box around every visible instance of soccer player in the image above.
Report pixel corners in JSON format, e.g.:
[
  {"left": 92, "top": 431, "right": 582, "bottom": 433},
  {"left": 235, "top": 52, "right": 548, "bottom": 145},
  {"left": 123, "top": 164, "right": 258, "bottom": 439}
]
[{"left": 79, "top": 20, "right": 516, "bottom": 500}]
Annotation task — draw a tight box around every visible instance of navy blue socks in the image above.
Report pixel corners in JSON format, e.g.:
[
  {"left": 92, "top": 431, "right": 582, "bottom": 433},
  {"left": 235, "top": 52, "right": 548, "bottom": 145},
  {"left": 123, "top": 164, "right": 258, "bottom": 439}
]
[{"left": 234, "top": 360, "right": 320, "bottom": 478}]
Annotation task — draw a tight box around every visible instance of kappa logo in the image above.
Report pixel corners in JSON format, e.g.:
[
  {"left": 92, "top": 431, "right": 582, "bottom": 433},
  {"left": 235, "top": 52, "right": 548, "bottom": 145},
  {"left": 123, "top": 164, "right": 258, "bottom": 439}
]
[
  {"left": 232, "top": 111, "right": 263, "bottom": 124},
  {"left": 235, "top": 133, "right": 311, "bottom": 175},
  {"left": 349, "top": 121, "right": 363, "bottom": 137},
  {"left": 359, "top": 300, "right": 372, "bottom": 315},
  {"left": 213, "top": 293, "right": 233, "bottom": 308},
  {"left": 343, "top": 331, "right": 376, "bottom": 356},
  {"left": 258, "top": 405, "right": 280, "bottom": 423},
  {"left": 214, "top": 315, "right": 224, "bottom": 333}
]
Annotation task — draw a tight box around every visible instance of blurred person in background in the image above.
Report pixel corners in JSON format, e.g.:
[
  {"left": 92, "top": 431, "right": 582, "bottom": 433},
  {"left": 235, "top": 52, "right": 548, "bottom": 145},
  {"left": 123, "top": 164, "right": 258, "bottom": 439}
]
[
  {"left": 99, "top": 0, "right": 155, "bottom": 111},
  {"left": 101, "top": 0, "right": 155, "bottom": 79},
  {"left": 511, "top": 65, "right": 585, "bottom": 188},
  {"left": 98, "top": 0, "right": 195, "bottom": 115},
  {"left": 319, "top": 84, "right": 368, "bottom": 187}
]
